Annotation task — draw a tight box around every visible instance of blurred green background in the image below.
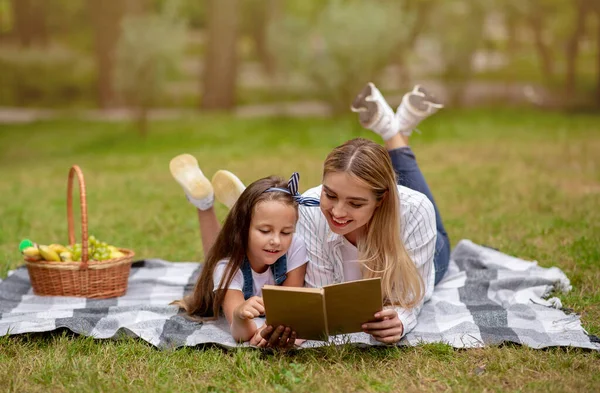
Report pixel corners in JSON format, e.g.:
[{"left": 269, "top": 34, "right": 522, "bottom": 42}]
[
  {"left": 1, "top": 2, "right": 600, "bottom": 391},
  {"left": 0, "top": 0, "right": 599, "bottom": 126}
]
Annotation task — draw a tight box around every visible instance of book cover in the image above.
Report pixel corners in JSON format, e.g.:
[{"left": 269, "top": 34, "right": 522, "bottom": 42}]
[
  {"left": 262, "top": 286, "right": 328, "bottom": 340},
  {"left": 262, "top": 278, "right": 382, "bottom": 340},
  {"left": 323, "top": 278, "right": 383, "bottom": 336}
]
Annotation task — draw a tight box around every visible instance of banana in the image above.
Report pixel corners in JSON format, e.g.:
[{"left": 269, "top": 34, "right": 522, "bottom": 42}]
[
  {"left": 38, "top": 245, "right": 61, "bottom": 262},
  {"left": 59, "top": 251, "right": 73, "bottom": 262},
  {"left": 109, "top": 250, "right": 125, "bottom": 259},
  {"left": 22, "top": 246, "right": 42, "bottom": 262},
  {"left": 49, "top": 244, "right": 69, "bottom": 254}
]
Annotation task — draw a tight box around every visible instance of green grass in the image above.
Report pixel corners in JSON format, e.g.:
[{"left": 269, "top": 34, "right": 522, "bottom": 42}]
[{"left": 1, "top": 108, "right": 599, "bottom": 392}]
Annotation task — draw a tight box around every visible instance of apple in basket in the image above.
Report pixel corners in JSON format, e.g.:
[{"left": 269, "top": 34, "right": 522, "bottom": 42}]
[{"left": 19, "top": 236, "right": 126, "bottom": 262}]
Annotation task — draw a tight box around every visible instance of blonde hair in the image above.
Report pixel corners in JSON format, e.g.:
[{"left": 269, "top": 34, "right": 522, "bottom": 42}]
[{"left": 323, "top": 138, "right": 424, "bottom": 308}]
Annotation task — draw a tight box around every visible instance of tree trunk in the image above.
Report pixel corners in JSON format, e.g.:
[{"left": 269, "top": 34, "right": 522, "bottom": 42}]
[
  {"left": 88, "top": 0, "right": 123, "bottom": 109},
  {"left": 125, "top": 0, "right": 149, "bottom": 15},
  {"left": 12, "top": 0, "right": 33, "bottom": 46},
  {"left": 596, "top": 6, "right": 600, "bottom": 104},
  {"left": 201, "top": 0, "right": 239, "bottom": 110},
  {"left": 528, "top": 13, "right": 554, "bottom": 84},
  {"left": 31, "top": 1, "right": 48, "bottom": 46},
  {"left": 565, "top": 0, "right": 588, "bottom": 96},
  {"left": 11, "top": 0, "right": 49, "bottom": 47},
  {"left": 251, "top": 0, "right": 281, "bottom": 75}
]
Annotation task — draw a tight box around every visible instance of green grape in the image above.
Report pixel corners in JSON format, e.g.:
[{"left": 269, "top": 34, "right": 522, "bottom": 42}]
[{"left": 89, "top": 235, "right": 97, "bottom": 244}]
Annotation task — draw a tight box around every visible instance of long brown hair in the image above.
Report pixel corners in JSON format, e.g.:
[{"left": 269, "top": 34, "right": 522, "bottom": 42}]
[
  {"left": 172, "top": 176, "right": 298, "bottom": 320},
  {"left": 323, "top": 138, "right": 424, "bottom": 308}
]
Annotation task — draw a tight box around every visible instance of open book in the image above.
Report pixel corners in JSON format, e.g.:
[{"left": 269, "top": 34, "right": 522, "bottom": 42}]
[{"left": 262, "top": 278, "right": 382, "bottom": 341}]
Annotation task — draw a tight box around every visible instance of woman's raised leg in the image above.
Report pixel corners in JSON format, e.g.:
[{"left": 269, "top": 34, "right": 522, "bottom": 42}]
[{"left": 352, "top": 83, "right": 450, "bottom": 284}]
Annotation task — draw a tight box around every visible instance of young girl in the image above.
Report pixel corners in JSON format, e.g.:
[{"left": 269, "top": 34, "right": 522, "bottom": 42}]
[{"left": 170, "top": 160, "right": 315, "bottom": 347}]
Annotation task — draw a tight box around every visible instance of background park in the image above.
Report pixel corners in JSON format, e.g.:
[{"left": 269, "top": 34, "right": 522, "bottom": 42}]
[{"left": 1, "top": 0, "right": 599, "bottom": 392}]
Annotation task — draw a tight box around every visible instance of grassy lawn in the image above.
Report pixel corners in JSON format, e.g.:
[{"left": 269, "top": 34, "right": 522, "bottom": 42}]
[{"left": 0, "top": 108, "right": 599, "bottom": 392}]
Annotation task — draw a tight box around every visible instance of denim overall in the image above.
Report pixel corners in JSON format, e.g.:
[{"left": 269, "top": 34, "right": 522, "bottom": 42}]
[{"left": 240, "top": 255, "right": 288, "bottom": 299}]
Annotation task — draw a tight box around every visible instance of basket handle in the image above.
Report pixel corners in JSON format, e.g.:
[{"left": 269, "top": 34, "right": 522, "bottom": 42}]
[{"left": 67, "top": 165, "right": 89, "bottom": 267}]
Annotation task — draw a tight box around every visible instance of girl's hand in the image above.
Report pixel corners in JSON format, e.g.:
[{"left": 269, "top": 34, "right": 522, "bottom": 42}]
[
  {"left": 250, "top": 325, "right": 297, "bottom": 350},
  {"left": 233, "top": 296, "right": 265, "bottom": 320},
  {"left": 361, "top": 308, "right": 404, "bottom": 344}
]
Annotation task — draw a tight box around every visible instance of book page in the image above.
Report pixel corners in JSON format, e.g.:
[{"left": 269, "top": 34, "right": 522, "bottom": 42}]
[
  {"left": 323, "top": 278, "right": 382, "bottom": 336},
  {"left": 262, "top": 285, "right": 328, "bottom": 341}
]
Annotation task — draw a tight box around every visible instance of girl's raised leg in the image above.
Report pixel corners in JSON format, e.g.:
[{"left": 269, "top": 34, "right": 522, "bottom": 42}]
[{"left": 170, "top": 154, "right": 220, "bottom": 254}]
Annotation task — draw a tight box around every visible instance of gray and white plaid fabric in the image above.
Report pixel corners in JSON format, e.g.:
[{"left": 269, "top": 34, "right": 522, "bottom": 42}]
[{"left": 1, "top": 240, "right": 598, "bottom": 351}]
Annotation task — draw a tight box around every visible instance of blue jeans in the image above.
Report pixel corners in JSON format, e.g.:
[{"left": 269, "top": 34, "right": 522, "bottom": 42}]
[{"left": 388, "top": 147, "right": 450, "bottom": 285}]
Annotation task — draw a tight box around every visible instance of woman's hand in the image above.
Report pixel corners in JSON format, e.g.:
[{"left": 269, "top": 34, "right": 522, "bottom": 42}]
[
  {"left": 233, "top": 296, "right": 264, "bottom": 320},
  {"left": 361, "top": 308, "right": 404, "bottom": 344},
  {"left": 249, "top": 325, "right": 297, "bottom": 350}
]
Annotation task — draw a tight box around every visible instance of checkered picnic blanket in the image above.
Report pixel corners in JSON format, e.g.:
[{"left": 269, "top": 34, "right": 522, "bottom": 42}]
[{"left": 1, "top": 240, "right": 598, "bottom": 350}]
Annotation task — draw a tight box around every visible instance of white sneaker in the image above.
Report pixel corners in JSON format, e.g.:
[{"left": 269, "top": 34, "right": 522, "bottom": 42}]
[
  {"left": 351, "top": 82, "right": 399, "bottom": 141},
  {"left": 211, "top": 170, "right": 246, "bottom": 210},
  {"left": 396, "top": 85, "right": 443, "bottom": 136},
  {"left": 169, "top": 154, "right": 214, "bottom": 210}
]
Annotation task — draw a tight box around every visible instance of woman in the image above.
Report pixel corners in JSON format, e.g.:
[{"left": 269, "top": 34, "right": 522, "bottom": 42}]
[{"left": 289, "top": 83, "right": 449, "bottom": 344}]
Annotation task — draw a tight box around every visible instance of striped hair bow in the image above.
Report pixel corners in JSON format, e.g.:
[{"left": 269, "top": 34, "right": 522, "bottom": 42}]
[{"left": 265, "top": 172, "right": 320, "bottom": 206}]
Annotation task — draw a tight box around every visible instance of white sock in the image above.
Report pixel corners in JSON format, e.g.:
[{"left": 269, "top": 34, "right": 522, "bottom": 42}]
[
  {"left": 397, "top": 98, "right": 421, "bottom": 136},
  {"left": 186, "top": 193, "right": 214, "bottom": 211},
  {"left": 360, "top": 94, "right": 399, "bottom": 140},
  {"left": 377, "top": 117, "right": 401, "bottom": 141}
]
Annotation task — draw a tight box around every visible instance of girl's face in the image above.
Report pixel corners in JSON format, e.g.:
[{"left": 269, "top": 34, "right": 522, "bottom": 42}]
[
  {"left": 246, "top": 200, "right": 297, "bottom": 273},
  {"left": 320, "top": 172, "right": 380, "bottom": 244}
]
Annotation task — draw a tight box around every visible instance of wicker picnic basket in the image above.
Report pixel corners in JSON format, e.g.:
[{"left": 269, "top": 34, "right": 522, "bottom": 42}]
[{"left": 25, "top": 165, "right": 135, "bottom": 298}]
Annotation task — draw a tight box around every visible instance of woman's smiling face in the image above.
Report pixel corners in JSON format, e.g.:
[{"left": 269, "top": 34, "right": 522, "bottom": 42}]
[{"left": 320, "top": 172, "right": 380, "bottom": 244}]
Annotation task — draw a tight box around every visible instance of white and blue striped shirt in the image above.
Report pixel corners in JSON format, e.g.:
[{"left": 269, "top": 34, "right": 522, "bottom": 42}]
[{"left": 296, "top": 185, "right": 437, "bottom": 337}]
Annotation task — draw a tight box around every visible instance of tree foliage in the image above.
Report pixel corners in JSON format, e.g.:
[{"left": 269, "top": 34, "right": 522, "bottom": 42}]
[{"left": 269, "top": 0, "right": 408, "bottom": 112}]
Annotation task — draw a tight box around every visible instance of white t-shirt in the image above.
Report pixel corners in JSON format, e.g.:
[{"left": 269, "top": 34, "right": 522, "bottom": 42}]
[
  {"left": 340, "top": 237, "right": 361, "bottom": 282},
  {"left": 212, "top": 234, "right": 307, "bottom": 298},
  {"left": 296, "top": 184, "right": 437, "bottom": 338}
]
